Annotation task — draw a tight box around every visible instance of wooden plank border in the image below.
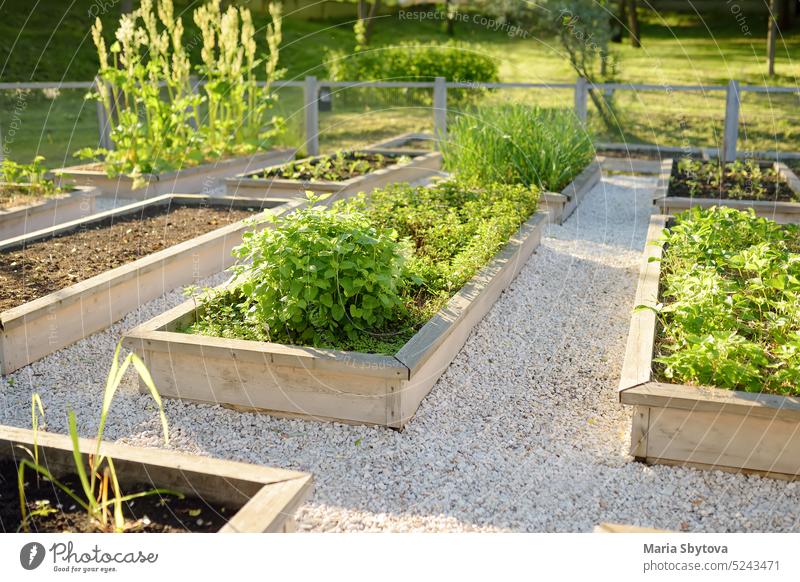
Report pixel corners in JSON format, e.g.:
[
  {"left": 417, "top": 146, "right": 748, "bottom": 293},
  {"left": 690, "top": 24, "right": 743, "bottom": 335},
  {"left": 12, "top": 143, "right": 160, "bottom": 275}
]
[
  {"left": 0, "top": 424, "right": 312, "bottom": 533},
  {"left": 541, "top": 161, "right": 602, "bottom": 224},
  {"left": 0, "top": 194, "right": 304, "bottom": 375},
  {"left": 55, "top": 148, "right": 296, "bottom": 199},
  {"left": 0, "top": 186, "right": 99, "bottom": 242},
  {"left": 123, "top": 212, "right": 547, "bottom": 429},
  {"left": 619, "top": 213, "right": 800, "bottom": 479},
  {"left": 224, "top": 150, "right": 444, "bottom": 201},
  {"left": 596, "top": 155, "right": 664, "bottom": 175},
  {"left": 654, "top": 159, "right": 800, "bottom": 223}
]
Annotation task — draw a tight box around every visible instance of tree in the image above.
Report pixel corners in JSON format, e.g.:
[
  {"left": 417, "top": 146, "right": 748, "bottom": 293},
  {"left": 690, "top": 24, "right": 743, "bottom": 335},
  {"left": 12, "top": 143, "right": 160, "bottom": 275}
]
[
  {"left": 625, "top": 0, "right": 641, "bottom": 48},
  {"left": 445, "top": 0, "right": 455, "bottom": 36},
  {"left": 768, "top": 0, "right": 778, "bottom": 76},
  {"left": 357, "top": 0, "right": 382, "bottom": 44},
  {"left": 537, "top": 1, "right": 618, "bottom": 128}
]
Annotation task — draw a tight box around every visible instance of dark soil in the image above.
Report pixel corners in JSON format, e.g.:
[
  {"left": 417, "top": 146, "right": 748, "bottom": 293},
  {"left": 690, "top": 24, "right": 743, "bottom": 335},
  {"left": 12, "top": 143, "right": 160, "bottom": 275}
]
[
  {"left": 667, "top": 159, "right": 797, "bottom": 201},
  {"left": 258, "top": 151, "right": 405, "bottom": 182},
  {"left": 0, "top": 459, "right": 230, "bottom": 533},
  {"left": 0, "top": 202, "right": 256, "bottom": 312},
  {"left": 0, "top": 184, "right": 56, "bottom": 210}
]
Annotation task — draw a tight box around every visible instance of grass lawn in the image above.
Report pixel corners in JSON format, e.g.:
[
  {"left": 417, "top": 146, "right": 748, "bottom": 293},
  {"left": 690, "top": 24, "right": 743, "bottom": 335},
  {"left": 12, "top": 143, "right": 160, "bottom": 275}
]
[{"left": 1, "top": 2, "right": 798, "bottom": 164}]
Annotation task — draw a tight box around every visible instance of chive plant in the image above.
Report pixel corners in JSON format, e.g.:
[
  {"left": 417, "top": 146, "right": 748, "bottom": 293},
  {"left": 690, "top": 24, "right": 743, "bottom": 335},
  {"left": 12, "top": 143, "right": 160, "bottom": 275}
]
[{"left": 441, "top": 104, "right": 595, "bottom": 192}]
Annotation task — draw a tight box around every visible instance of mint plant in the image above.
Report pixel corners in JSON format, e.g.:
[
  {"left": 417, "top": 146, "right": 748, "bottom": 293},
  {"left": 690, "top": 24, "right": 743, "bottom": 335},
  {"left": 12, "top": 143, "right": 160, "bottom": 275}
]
[
  {"left": 187, "top": 179, "right": 540, "bottom": 353},
  {"left": 196, "top": 194, "right": 410, "bottom": 347}
]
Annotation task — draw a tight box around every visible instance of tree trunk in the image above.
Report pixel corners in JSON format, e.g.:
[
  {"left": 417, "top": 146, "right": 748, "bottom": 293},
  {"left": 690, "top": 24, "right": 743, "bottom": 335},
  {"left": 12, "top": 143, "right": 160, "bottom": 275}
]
[
  {"left": 612, "top": 0, "right": 626, "bottom": 43},
  {"left": 626, "top": 0, "right": 641, "bottom": 48},
  {"left": 364, "top": 0, "right": 381, "bottom": 41},
  {"left": 768, "top": 0, "right": 778, "bottom": 76},
  {"left": 446, "top": 0, "right": 455, "bottom": 36}
]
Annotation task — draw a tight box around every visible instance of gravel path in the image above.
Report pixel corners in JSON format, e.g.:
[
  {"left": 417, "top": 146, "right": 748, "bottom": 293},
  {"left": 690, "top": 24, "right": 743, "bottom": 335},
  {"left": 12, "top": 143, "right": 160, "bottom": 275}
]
[{"left": 3, "top": 174, "right": 800, "bottom": 532}]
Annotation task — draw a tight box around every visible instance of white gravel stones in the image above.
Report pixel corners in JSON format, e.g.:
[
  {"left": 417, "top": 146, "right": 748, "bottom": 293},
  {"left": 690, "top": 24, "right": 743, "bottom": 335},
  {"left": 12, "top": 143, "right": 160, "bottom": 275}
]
[{"left": 3, "top": 174, "right": 800, "bottom": 532}]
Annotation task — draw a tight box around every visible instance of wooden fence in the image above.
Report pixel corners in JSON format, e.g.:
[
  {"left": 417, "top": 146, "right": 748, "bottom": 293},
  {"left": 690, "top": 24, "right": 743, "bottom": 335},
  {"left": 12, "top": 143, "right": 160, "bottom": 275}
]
[{"left": 1, "top": 77, "right": 798, "bottom": 161}]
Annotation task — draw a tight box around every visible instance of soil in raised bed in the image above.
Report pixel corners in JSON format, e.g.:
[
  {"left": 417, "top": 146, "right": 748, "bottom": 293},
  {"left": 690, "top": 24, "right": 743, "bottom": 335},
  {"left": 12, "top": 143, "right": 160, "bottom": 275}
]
[
  {"left": 0, "top": 459, "right": 230, "bottom": 533},
  {"left": 0, "top": 185, "right": 57, "bottom": 211},
  {"left": 257, "top": 151, "right": 408, "bottom": 182},
  {"left": 0, "top": 202, "right": 256, "bottom": 312},
  {"left": 667, "top": 159, "right": 797, "bottom": 201}
]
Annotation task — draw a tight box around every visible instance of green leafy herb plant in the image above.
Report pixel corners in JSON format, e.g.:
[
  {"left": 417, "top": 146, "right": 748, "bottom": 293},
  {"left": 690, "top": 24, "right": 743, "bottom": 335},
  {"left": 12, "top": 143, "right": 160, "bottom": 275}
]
[{"left": 646, "top": 206, "right": 800, "bottom": 395}]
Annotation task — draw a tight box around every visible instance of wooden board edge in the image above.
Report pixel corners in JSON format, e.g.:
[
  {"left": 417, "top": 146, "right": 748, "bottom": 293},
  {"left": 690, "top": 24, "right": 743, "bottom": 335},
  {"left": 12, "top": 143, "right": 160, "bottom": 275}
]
[
  {"left": 618, "top": 213, "right": 667, "bottom": 394},
  {"left": 218, "top": 475, "right": 313, "bottom": 533}
]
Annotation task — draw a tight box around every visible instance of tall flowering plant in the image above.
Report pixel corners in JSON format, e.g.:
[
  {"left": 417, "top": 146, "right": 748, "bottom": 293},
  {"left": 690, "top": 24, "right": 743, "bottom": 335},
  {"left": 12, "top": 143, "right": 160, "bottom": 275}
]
[{"left": 79, "top": 0, "right": 284, "bottom": 186}]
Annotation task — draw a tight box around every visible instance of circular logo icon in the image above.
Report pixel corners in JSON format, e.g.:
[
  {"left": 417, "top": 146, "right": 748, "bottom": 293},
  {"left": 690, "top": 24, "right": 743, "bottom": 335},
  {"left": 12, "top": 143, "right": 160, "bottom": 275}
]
[{"left": 20, "top": 542, "right": 46, "bottom": 570}]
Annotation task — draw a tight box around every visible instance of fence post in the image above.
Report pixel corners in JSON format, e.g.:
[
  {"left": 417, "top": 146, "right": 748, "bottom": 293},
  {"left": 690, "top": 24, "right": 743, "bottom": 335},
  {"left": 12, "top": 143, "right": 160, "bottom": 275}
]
[
  {"left": 574, "top": 77, "right": 588, "bottom": 123},
  {"left": 433, "top": 76, "right": 447, "bottom": 146},
  {"left": 722, "top": 79, "right": 740, "bottom": 162},
  {"left": 304, "top": 76, "right": 319, "bottom": 157},
  {"left": 94, "top": 77, "right": 113, "bottom": 150}
]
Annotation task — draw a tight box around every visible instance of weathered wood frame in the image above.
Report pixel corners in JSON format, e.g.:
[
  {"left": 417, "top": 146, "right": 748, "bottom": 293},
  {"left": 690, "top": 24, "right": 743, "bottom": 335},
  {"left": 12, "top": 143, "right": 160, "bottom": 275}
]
[
  {"left": 122, "top": 212, "right": 547, "bottom": 429},
  {"left": 362, "top": 132, "right": 438, "bottom": 154},
  {"left": 0, "top": 194, "right": 304, "bottom": 375},
  {"left": 55, "top": 148, "right": 296, "bottom": 200},
  {"left": 540, "top": 162, "right": 602, "bottom": 224},
  {"left": 654, "top": 158, "right": 800, "bottom": 223},
  {"left": 224, "top": 150, "right": 443, "bottom": 200},
  {"left": 0, "top": 186, "right": 99, "bottom": 242},
  {"left": 0, "top": 424, "right": 312, "bottom": 532},
  {"left": 619, "top": 213, "right": 800, "bottom": 480},
  {"left": 596, "top": 155, "right": 664, "bottom": 175}
]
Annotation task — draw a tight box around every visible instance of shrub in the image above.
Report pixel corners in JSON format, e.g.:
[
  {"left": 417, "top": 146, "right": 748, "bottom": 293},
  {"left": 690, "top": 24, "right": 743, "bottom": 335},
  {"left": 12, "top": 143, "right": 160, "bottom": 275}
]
[
  {"left": 324, "top": 41, "right": 498, "bottom": 105},
  {"left": 653, "top": 206, "right": 800, "bottom": 395},
  {"left": 197, "top": 194, "right": 410, "bottom": 348},
  {"left": 441, "top": 104, "right": 594, "bottom": 192},
  {"left": 188, "top": 180, "right": 540, "bottom": 353}
]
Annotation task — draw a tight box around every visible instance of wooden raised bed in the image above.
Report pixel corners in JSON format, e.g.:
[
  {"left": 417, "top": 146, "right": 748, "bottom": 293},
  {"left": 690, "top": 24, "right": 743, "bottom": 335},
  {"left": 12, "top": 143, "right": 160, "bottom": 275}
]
[
  {"left": 225, "top": 150, "right": 443, "bottom": 201},
  {"left": 1, "top": 186, "right": 99, "bottom": 242},
  {"left": 619, "top": 214, "right": 800, "bottom": 480},
  {"left": 123, "top": 211, "right": 548, "bottom": 429},
  {"left": 596, "top": 155, "right": 664, "bottom": 175},
  {"left": 540, "top": 161, "right": 602, "bottom": 224},
  {"left": 363, "top": 132, "right": 438, "bottom": 154},
  {"left": 0, "top": 424, "right": 312, "bottom": 532},
  {"left": 55, "top": 148, "right": 296, "bottom": 200},
  {"left": 654, "top": 159, "right": 800, "bottom": 223},
  {"left": 0, "top": 194, "right": 303, "bottom": 375}
]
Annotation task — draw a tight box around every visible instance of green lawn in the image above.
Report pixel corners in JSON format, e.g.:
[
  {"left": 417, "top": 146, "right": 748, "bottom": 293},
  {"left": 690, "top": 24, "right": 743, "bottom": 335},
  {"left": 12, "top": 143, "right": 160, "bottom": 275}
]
[{"left": 1, "top": 2, "right": 799, "bottom": 164}]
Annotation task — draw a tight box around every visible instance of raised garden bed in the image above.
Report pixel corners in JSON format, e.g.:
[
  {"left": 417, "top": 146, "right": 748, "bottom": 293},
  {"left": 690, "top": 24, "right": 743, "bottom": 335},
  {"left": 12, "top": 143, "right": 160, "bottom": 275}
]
[
  {"left": 1, "top": 185, "right": 99, "bottom": 241},
  {"left": 55, "top": 148, "right": 296, "bottom": 200},
  {"left": 540, "top": 161, "right": 602, "bottom": 224},
  {"left": 619, "top": 212, "right": 800, "bottom": 480},
  {"left": 654, "top": 158, "right": 800, "bottom": 222},
  {"left": 225, "top": 150, "right": 442, "bottom": 201},
  {"left": 0, "top": 424, "right": 312, "bottom": 532},
  {"left": 123, "top": 208, "right": 547, "bottom": 429},
  {"left": 363, "top": 132, "right": 438, "bottom": 153},
  {"left": 0, "top": 194, "right": 302, "bottom": 374},
  {"left": 595, "top": 153, "right": 664, "bottom": 175}
]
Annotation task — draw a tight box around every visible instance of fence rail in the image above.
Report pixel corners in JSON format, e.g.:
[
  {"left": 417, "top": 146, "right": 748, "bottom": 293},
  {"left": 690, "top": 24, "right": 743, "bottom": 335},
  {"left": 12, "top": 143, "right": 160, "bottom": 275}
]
[{"left": 1, "top": 77, "right": 798, "bottom": 161}]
